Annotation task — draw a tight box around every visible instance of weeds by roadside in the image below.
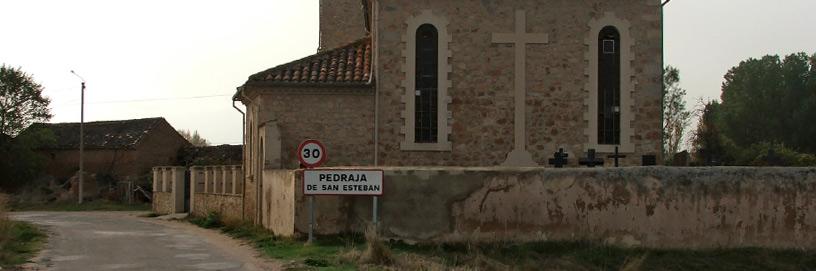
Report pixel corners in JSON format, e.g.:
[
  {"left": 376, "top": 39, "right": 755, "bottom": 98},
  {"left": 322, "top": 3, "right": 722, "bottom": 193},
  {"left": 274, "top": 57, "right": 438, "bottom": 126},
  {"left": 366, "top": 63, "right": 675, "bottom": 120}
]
[
  {"left": 0, "top": 193, "right": 47, "bottom": 268},
  {"left": 182, "top": 212, "right": 816, "bottom": 271}
]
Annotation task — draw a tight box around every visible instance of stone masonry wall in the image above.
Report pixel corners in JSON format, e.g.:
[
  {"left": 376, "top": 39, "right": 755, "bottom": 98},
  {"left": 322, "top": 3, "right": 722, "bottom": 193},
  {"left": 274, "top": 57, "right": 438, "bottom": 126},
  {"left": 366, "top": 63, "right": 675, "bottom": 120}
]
[
  {"left": 192, "top": 193, "right": 244, "bottom": 223},
  {"left": 264, "top": 167, "right": 816, "bottom": 249},
  {"left": 256, "top": 89, "right": 376, "bottom": 169},
  {"left": 320, "top": 0, "right": 368, "bottom": 50},
  {"left": 375, "top": 0, "right": 663, "bottom": 166},
  {"left": 152, "top": 192, "right": 173, "bottom": 215}
]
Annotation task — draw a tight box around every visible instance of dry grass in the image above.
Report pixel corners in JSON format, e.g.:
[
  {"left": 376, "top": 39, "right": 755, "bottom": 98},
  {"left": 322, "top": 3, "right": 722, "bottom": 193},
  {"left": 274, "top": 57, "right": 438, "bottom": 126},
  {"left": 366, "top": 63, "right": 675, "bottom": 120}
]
[{"left": 360, "top": 225, "right": 394, "bottom": 265}]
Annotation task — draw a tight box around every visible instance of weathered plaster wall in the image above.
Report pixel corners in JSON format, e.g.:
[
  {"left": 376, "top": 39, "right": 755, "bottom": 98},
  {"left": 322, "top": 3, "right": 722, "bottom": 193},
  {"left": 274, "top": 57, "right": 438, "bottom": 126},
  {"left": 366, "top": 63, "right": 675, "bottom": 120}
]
[
  {"left": 192, "top": 193, "right": 244, "bottom": 223},
  {"left": 152, "top": 192, "right": 173, "bottom": 215},
  {"left": 262, "top": 170, "right": 296, "bottom": 235},
  {"left": 375, "top": 0, "right": 663, "bottom": 166},
  {"left": 265, "top": 167, "right": 816, "bottom": 249}
]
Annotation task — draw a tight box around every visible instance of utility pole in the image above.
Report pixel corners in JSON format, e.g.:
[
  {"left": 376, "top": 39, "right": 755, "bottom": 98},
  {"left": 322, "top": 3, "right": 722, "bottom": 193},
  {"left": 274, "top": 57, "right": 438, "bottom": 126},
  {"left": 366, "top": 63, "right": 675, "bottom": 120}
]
[{"left": 71, "top": 71, "right": 86, "bottom": 204}]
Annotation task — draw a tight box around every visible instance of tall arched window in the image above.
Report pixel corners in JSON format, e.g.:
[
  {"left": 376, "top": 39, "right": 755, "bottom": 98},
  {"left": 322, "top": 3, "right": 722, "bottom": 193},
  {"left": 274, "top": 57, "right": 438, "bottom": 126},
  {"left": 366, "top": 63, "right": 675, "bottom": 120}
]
[
  {"left": 597, "top": 26, "right": 620, "bottom": 145},
  {"left": 415, "top": 24, "right": 439, "bottom": 143}
]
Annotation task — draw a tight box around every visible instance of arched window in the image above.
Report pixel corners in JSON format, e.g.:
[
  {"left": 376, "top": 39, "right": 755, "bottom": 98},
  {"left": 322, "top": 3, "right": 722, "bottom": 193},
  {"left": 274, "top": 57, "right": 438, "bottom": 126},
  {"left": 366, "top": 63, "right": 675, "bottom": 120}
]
[
  {"left": 414, "top": 24, "right": 438, "bottom": 143},
  {"left": 597, "top": 26, "right": 620, "bottom": 145}
]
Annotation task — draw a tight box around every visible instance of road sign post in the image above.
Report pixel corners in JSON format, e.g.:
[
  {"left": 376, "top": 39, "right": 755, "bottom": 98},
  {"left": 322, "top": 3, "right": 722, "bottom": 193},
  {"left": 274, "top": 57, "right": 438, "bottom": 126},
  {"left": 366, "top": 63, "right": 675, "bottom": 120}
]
[
  {"left": 298, "top": 140, "right": 385, "bottom": 243},
  {"left": 297, "top": 139, "right": 327, "bottom": 244}
]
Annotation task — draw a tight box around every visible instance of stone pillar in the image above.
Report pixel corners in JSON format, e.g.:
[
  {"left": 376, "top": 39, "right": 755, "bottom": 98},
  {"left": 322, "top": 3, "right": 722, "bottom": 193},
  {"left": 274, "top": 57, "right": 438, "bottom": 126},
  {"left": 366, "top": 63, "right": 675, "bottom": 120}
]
[
  {"left": 203, "top": 167, "right": 210, "bottom": 193},
  {"left": 213, "top": 167, "right": 223, "bottom": 194},
  {"left": 221, "top": 166, "right": 229, "bottom": 194},
  {"left": 161, "top": 168, "right": 169, "bottom": 192},
  {"left": 190, "top": 167, "right": 199, "bottom": 215},
  {"left": 231, "top": 166, "right": 239, "bottom": 195},
  {"left": 152, "top": 167, "right": 160, "bottom": 192}
]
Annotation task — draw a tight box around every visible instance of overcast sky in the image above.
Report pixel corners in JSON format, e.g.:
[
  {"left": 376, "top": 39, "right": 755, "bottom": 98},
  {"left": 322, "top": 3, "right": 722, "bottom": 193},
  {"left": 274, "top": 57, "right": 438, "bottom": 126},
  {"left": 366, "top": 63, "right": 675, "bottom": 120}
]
[{"left": 0, "top": 1, "right": 814, "bottom": 145}]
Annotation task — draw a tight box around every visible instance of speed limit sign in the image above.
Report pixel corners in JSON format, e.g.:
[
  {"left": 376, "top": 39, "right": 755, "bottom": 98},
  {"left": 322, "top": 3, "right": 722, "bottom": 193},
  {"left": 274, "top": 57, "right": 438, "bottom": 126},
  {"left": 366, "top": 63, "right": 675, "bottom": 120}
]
[{"left": 297, "top": 140, "right": 327, "bottom": 168}]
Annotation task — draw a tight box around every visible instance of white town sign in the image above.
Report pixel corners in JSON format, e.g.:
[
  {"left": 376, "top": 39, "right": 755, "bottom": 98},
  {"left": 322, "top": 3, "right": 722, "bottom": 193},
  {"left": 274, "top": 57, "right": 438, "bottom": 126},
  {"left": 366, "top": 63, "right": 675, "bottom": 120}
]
[{"left": 304, "top": 170, "right": 384, "bottom": 196}]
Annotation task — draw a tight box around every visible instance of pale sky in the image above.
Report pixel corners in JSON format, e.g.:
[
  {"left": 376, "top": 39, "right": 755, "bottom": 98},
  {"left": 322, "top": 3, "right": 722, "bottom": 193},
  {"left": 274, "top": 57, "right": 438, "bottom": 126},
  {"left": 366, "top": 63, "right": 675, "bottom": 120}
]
[{"left": 0, "top": 1, "right": 814, "bottom": 145}]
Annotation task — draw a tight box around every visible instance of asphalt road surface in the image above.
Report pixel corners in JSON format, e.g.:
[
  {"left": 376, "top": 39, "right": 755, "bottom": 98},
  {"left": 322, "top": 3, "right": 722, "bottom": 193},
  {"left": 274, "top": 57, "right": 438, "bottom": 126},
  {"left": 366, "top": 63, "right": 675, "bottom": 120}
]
[{"left": 10, "top": 212, "right": 278, "bottom": 271}]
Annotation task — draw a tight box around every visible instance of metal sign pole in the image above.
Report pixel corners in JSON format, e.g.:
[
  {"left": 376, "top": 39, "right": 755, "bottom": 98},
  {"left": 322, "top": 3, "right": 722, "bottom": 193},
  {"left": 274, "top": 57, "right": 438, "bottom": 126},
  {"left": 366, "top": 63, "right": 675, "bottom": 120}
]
[
  {"left": 372, "top": 196, "right": 379, "bottom": 228},
  {"left": 308, "top": 195, "right": 315, "bottom": 244}
]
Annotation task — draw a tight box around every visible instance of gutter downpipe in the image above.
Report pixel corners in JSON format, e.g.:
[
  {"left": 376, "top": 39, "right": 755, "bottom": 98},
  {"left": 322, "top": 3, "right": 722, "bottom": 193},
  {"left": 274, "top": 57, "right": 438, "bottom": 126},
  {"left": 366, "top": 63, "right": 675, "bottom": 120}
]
[
  {"left": 232, "top": 90, "right": 246, "bottom": 221},
  {"left": 660, "top": 0, "right": 669, "bottom": 162}
]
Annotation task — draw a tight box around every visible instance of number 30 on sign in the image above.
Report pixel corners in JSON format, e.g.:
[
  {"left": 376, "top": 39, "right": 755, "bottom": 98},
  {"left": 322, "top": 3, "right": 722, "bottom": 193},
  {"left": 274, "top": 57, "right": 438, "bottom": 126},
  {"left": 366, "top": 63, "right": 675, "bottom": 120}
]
[{"left": 297, "top": 140, "right": 327, "bottom": 168}]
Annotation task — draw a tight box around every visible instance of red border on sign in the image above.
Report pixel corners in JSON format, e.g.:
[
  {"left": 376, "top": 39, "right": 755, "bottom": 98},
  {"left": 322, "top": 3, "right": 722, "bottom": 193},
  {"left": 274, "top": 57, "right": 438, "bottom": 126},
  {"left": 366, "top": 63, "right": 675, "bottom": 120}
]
[
  {"left": 297, "top": 139, "right": 327, "bottom": 168},
  {"left": 302, "top": 169, "right": 385, "bottom": 196}
]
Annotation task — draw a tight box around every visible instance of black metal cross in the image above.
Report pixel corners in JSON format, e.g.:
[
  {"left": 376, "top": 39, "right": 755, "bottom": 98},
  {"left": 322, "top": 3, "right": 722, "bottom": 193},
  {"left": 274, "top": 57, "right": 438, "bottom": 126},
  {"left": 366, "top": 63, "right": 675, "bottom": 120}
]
[
  {"left": 579, "top": 149, "right": 605, "bottom": 168},
  {"left": 607, "top": 146, "right": 627, "bottom": 167},
  {"left": 548, "top": 148, "right": 569, "bottom": 168}
]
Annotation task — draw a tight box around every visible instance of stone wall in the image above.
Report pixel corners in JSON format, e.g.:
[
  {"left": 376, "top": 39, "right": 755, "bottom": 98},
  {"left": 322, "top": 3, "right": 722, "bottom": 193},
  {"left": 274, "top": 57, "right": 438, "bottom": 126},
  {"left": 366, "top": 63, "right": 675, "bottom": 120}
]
[
  {"left": 262, "top": 167, "right": 816, "bottom": 249},
  {"left": 192, "top": 193, "right": 244, "bottom": 223},
  {"left": 250, "top": 90, "right": 376, "bottom": 170},
  {"left": 152, "top": 192, "right": 173, "bottom": 214},
  {"left": 189, "top": 165, "right": 244, "bottom": 222},
  {"left": 374, "top": 0, "right": 663, "bottom": 166},
  {"left": 320, "top": 0, "right": 368, "bottom": 50}
]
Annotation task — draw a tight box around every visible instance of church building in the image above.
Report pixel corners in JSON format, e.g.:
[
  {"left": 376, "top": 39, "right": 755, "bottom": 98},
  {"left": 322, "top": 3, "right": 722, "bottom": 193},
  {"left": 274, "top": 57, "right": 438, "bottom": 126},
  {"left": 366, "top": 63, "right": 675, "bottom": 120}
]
[{"left": 235, "top": 0, "right": 663, "bottom": 173}]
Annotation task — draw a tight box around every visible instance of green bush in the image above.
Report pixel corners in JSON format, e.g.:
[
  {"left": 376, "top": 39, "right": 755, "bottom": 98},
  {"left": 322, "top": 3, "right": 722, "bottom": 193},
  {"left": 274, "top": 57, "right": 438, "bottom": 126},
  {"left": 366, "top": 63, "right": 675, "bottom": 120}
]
[{"left": 190, "top": 212, "right": 223, "bottom": 229}]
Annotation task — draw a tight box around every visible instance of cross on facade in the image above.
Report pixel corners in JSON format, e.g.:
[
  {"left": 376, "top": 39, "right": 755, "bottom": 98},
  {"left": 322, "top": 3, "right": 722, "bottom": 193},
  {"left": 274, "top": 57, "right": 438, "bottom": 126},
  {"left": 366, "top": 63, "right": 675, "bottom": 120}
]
[
  {"left": 493, "top": 10, "right": 549, "bottom": 167},
  {"left": 548, "top": 148, "right": 569, "bottom": 168},
  {"left": 579, "top": 149, "right": 605, "bottom": 168},
  {"left": 607, "top": 146, "right": 627, "bottom": 167}
]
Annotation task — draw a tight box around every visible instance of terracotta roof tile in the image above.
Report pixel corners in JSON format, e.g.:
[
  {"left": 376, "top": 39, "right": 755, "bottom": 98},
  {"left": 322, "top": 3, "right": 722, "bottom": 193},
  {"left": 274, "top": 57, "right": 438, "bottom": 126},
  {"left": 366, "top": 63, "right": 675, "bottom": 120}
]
[{"left": 248, "top": 37, "right": 372, "bottom": 86}]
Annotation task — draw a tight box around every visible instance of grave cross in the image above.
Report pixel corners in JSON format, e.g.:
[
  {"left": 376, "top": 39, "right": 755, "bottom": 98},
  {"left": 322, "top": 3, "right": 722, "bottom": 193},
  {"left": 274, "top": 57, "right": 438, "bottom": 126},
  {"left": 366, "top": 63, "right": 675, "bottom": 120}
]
[
  {"left": 548, "top": 148, "right": 569, "bottom": 168},
  {"left": 493, "top": 10, "right": 549, "bottom": 166},
  {"left": 607, "top": 146, "right": 627, "bottom": 167},
  {"left": 579, "top": 149, "right": 605, "bottom": 168}
]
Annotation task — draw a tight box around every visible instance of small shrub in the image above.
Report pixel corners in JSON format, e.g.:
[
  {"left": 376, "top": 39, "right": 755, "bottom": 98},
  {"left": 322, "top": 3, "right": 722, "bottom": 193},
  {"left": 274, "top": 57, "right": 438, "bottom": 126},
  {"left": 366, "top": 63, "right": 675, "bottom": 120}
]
[{"left": 191, "top": 212, "right": 223, "bottom": 229}]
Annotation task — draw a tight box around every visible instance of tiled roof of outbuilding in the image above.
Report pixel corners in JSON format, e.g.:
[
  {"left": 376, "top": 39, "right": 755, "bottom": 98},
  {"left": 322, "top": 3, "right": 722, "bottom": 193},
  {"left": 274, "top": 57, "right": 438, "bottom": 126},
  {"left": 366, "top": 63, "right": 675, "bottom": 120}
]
[
  {"left": 247, "top": 37, "right": 372, "bottom": 86},
  {"left": 25, "top": 118, "right": 182, "bottom": 150}
]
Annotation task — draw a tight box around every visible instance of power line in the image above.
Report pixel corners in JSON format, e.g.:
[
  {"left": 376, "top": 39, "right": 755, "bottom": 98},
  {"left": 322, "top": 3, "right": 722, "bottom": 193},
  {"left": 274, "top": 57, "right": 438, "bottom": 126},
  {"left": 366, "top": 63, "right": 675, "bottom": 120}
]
[{"left": 52, "top": 94, "right": 232, "bottom": 106}]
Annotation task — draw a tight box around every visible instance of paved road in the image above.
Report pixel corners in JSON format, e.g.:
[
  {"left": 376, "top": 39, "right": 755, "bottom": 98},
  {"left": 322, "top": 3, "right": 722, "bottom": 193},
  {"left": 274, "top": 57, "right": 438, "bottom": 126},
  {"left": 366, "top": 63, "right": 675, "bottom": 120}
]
[{"left": 10, "top": 212, "right": 277, "bottom": 271}]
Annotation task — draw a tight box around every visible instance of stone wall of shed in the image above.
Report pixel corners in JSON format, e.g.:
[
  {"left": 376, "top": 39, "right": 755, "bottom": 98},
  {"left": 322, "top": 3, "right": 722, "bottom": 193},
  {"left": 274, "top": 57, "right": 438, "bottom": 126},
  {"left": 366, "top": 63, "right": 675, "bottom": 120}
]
[
  {"left": 374, "top": 0, "right": 663, "bottom": 166},
  {"left": 262, "top": 167, "right": 816, "bottom": 249}
]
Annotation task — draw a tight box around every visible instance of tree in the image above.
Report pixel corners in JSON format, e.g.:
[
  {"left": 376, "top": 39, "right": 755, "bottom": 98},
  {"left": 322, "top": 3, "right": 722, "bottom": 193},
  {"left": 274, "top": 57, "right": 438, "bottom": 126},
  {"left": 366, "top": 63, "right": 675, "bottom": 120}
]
[
  {"left": 178, "top": 129, "right": 210, "bottom": 147},
  {"left": 719, "top": 53, "right": 816, "bottom": 153},
  {"left": 662, "top": 66, "right": 692, "bottom": 163},
  {"left": 0, "top": 65, "right": 52, "bottom": 136}
]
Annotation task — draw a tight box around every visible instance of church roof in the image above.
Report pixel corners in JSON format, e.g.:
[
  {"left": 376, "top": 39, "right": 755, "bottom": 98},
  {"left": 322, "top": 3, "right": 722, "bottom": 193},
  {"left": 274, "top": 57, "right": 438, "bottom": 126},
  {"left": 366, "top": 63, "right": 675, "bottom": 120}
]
[
  {"left": 25, "top": 117, "right": 182, "bottom": 150},
  {"left": 246, "top": 37, "right": 372, "bottom": 87}
]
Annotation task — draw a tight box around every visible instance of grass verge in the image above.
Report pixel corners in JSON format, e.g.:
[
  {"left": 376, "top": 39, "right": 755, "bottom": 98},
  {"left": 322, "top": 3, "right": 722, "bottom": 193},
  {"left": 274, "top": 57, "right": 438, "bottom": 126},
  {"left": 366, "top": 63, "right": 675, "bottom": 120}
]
[
  {"left": 0, "top": 220, "right": 46, "bottom": 268},
  {"left": 1, "top": 193, "right": 47, "bottom": 269},
  {"left": 185, "top": 213, "right": 816, "bottom": 271},
  {"left": 10, "top": 200, "right": 150, "bottom": 212}
]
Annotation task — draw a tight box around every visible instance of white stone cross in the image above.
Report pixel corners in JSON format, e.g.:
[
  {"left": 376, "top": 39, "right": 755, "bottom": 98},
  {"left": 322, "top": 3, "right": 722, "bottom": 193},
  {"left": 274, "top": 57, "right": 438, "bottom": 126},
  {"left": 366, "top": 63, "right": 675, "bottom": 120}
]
[{"left": 492, "top": 10, "right": 549, "bottom": 166}]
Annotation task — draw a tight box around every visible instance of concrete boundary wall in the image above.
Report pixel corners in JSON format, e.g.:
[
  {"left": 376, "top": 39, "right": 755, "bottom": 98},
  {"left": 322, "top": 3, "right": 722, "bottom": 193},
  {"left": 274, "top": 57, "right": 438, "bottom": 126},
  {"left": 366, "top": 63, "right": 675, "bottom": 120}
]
[{"left": 262, "top": 167, "right": 816, "bottom": 249}]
